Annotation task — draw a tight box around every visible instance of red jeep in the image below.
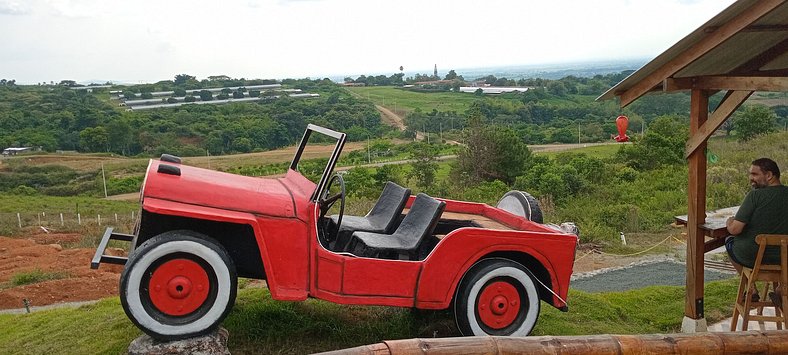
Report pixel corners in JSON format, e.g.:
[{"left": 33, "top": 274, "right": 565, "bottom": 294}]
[{"left": 92, "top": 124, "right": 578, "bottom": 340}]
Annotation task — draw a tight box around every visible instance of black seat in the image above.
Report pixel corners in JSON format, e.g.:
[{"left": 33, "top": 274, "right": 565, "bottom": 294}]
[
  {"left": 329, "top": 182, "right": 410, "bottom": 249},
  {"left": 347, "top": 193, "right": 446, "bottom": 260}
]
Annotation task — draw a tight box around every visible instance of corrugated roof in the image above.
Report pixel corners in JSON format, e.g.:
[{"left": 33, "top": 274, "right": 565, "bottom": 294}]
[{"left": 599, "top": 0, "right": 788, "bottom": 105}]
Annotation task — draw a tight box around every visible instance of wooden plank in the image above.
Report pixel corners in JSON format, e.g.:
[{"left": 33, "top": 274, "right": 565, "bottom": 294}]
[
  {"left": 320, "top": 332, "right": 788, "bottom": 355},
  {"left": 441, "top": 211, "right": 514, "bottom": 230},
  {"left": 732, "top": 38, "right": 788, "bottom": 75},
  {"left": 618, "top": 0, "right": 784, "bottom": 107},
  {"left": 403, "top": 209, "right": 514, "bottom": 231},
  {"left": 684, "top": 90, "right": 753, "bottom": 158},
  {"left": 686, "top": 89, "right": 709, "bottom": 320},
  {"left": 666, "top": 76, "right": 788, "bottom": 92}
]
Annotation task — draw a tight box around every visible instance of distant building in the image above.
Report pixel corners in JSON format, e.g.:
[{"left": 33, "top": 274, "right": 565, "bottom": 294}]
[
  {"left": 413, "top": 79, "right": 455, "bottom": 85},
  {"left": 2, "top": 147, "right": 35, "bottom": 156},
  {"left": 459, "top": 86, "right": 530, "bottom": 94}
]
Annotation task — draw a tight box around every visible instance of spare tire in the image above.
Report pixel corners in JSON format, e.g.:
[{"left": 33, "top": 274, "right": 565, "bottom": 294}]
[{"left": 496, "top": 191, "right": 543, "bottom": 224}]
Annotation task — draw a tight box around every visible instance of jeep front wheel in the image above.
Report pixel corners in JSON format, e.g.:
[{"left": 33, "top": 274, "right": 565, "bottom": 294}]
[
  {"left": 454, "top": 258, "right": 540, "bottom": 336},
  {"left": 120, "top": 232, "right": 237, "bottom": 340}
]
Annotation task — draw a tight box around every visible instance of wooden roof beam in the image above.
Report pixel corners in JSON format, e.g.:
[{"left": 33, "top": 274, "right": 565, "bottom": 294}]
[
  {"left": 684, "top": 90, "right": 753, "bottom": 158},
  {"left": 704, "top": 24, "right": 788, "bottom": 33},
  {"left": 732, "top": 38, "right": 788, "bottom": 74},
  {"left": 665, "top": 76, "right": 788, "bottom": 92},
  {"left": 617, "top": 0, "right": 783, "bottom": 107}
]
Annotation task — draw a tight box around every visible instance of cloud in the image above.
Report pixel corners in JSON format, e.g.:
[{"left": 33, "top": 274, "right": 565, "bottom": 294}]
[
  {"left": 45, "top": 0, "right": 106, "bottom": 18},
  {"left": 0, "top": 0, "right": 30, "bottom": 15},
  {"left": 156, "top": 42, "right": 175, "bottom": 54},
  {"left": 277, "top": 0, "right": 324, "bottom": 4}
]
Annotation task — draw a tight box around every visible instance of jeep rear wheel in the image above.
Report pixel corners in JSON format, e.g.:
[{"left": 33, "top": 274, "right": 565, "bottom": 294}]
[
  {"left": 120, "top": 232, "right": 237, "bottom": 340},
  {"left": 454, "top": 258, "right": 540, "bottom": 336}
]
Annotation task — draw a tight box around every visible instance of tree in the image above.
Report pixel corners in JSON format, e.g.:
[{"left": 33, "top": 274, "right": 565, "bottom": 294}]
[
  {"left": 453, "top": 115, "right": 532, "bottom": 185},
  {"left": 79, "top": 126, "right": 109, "bottom": 152},
  {"left": 199, "top": 90, "right": 213, "bottom": 101},
  {"left": 173, "top": 88, "right": 187, "bottom": 97},
  {"left": 407, "top": 142, "right": 439, "bottom": 190},
  {"left": 617, "top": 115, "right": 688, "bottom": 170},
  {"left": 174, "top": 74, "right": 196, "bottom": 85},
  {"left": 184, "top": 95, "right": 196, "bottom": 102},
  {"left": 107, "top": 119, "right": 132, "bottom": 154},
  {"left": 547, "top": 81, "right": 567, "bottom": 96},
  {"left": 444, "top": 70, "right": 458, "bottom": 80},
  {"left": 734, "top": 105, "right": 777, "bottom": 142}
]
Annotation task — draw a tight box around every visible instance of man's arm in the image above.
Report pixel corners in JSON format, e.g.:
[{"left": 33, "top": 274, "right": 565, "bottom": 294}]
[{"left": 727, "top": 216, "right": 746, "bottom": 235}]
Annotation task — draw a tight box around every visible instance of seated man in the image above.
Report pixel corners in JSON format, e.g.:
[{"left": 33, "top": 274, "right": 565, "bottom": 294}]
[{"left": 726, "top": 158, "right": 788, "bottom": 302}]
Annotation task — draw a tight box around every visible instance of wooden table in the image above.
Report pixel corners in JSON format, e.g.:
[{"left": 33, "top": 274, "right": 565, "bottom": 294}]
[{"left": 675, "top": 206, "right": 739, "bottom": 253}]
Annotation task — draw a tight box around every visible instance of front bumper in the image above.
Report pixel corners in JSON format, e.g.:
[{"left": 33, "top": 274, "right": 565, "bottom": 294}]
[{"left": 90, "top": 227, "right": 135, "bottom": 269}]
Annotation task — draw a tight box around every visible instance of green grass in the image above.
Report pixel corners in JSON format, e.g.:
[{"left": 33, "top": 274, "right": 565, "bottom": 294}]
[
  {"left": 345, "top": 86, "right": 482, "bottom": 114},
  {"left": 8, "top": 270, "right": 70, "bottom": 287},
  {"left": 0, "top": 194, "right": 137, "bottom": 215},
  {"left": 0, "top": 279, "right": 739, "bottom": 354}
]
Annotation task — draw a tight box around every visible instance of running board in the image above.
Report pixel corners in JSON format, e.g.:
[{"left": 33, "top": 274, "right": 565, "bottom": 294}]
[{"left": 90, "top": 227, "right": 135, "bottom": 269}]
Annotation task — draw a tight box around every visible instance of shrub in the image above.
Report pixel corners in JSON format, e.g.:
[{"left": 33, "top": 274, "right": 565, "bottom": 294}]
[
  {"left": 11, "top": 269, "right": 70, "bottom": 286},
  {"left": 9, "top": 185, "right": 38, "bottom": 196}
]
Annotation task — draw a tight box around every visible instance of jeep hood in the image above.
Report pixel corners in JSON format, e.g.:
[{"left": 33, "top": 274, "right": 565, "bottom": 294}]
[{"left": 142, "top": 160, "right": 303, "bottom": 219}]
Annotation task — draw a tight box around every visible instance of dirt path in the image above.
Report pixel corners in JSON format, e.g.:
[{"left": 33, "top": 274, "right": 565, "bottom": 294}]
[{"left": 376, "top": 104, "right": 406, "bottom": 131}]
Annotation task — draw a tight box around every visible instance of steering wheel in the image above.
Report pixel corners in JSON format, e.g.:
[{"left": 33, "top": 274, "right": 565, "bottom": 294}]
[{"left": 319, "top": 173, "right": 345, "bottom": 242}]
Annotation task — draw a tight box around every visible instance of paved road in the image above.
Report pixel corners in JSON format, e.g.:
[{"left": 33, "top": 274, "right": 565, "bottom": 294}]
[{"left": 571, "top": 259, "right": 736, "bottom": 293}]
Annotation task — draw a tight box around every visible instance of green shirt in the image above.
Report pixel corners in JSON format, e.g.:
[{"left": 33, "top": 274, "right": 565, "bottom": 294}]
[{"left": 731, "top": 185, "right": 788, "bottom": 267}]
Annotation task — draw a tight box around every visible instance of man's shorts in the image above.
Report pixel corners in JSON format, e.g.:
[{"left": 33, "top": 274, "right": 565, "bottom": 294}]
[{"left": 725, "top": 236, "right": 747, "bottom": 267}]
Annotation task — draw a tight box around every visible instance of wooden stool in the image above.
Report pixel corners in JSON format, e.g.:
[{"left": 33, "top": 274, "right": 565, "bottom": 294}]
[{"left": 731, "top": 234, "right": 788, "bottom": 331}]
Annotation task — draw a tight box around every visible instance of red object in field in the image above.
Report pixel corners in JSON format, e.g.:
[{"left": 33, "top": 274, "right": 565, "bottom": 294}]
[
  {"left": 91, "top": 124, "right": 578, "bottom": 341},
  {"left": 614, "top": 115, "right": 630, "bottom": 142}
]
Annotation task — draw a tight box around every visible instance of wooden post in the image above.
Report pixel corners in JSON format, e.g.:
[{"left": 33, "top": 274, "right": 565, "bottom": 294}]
[
  {"left": 321, "top": 331, "right": 788, "bottom": 355},
  {"left": 684, "top": 89, "right": 709, "bottom": 332}
]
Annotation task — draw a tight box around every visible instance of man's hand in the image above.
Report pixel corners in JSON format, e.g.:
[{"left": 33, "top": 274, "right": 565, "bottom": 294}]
[{"left": 727, "top": 216, "right": 745, "bottom": 235}]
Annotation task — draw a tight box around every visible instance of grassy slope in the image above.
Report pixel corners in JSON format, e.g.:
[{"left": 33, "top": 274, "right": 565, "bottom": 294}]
[
  {"left": 346, "top": 86, "right": 485, "bottom": 114},
  {"left": 0, "top": 278, "right": 737, "bottom": 354}
]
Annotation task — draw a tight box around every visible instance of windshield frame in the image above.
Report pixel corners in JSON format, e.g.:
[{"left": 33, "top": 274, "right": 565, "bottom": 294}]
[{"left": 289, "top": 124, "right": 346, "bottom": 202}]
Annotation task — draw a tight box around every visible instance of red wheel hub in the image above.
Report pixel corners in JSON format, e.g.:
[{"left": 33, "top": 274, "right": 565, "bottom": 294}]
[
  {"left": 477, "top": 281, "right": 520, "bottom": 329},
  {"left": 148, "top": 259, "right": 210, "bottom": 316}
]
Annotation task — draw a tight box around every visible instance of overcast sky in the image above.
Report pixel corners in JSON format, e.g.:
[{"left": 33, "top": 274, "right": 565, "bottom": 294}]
[{"left": 1, "top": 0, "right": 736, "bottom": 84}]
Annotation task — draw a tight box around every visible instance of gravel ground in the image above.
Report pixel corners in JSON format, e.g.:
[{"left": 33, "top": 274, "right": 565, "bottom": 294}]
[{"left": 570, "top": 259, "right": 736, "bottom": 293}]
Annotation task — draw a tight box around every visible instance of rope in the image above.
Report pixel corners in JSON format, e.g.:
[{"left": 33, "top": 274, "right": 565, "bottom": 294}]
[
  {"left": 574, "top": 250, "right": 595, "bottom": 262},
  {"left": 597, "top": 235, "right": 677, "bottom": 257}
]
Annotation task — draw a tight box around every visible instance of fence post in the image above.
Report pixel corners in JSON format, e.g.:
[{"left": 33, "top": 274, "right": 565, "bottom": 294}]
[
  {"left": 60, "top": 213, "right": 64, "bottom": 226},
  {"left": 17, "top": 213, "right": 22, "bottom": 229},
  {"left": 78, "top": 213, "right": 81, "bottom": 225},
  {"left": 115, "top": 213, "right": 118, "bottom": 223},
  {"left": 98, "top": 214, "right": 101, "bottom": 226},
  {"left": 38, "top": 213, "right": 41, "bottom": 225}
]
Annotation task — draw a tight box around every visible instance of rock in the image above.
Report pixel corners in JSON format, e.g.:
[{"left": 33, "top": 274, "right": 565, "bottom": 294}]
[
  {"left": 128, "top": 328, "right": 230, "bottom": 355},
  {"left": 48, "top": 244, "right": 63, "bottom": 251}
]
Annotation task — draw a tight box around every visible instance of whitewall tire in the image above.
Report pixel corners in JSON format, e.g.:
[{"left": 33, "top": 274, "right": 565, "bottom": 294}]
[
  {"left": 120, "top": 231, "right": 237, "bottom": 340},
  {"left": 454, "top": 258, "right": 540, "bottom": 336}
]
